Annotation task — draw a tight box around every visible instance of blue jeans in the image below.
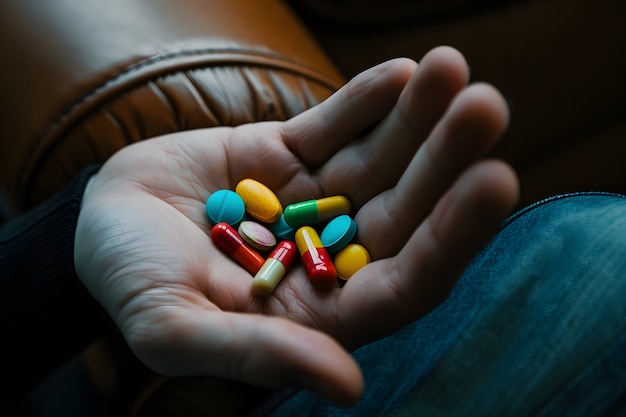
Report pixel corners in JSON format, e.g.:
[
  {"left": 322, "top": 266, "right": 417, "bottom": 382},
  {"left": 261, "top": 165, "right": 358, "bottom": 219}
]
[{"left": 251, "top": 192, "right": 626, "bottom": 416}]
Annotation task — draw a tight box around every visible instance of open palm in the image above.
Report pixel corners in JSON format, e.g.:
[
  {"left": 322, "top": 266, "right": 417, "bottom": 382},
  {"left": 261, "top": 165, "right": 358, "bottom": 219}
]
[{"left": 75, "top": 46, "right": 518, "bottom": 406}]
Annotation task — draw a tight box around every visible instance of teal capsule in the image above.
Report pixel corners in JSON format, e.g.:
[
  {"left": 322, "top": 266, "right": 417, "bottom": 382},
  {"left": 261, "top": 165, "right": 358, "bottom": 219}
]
[{"left": 267, "top": 214, "right": 296, "bottom": 240}]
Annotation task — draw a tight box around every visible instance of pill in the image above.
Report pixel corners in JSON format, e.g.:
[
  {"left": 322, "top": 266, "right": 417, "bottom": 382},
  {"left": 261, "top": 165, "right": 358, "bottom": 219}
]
[
  {"left": 252, "top": 241, "right": 298, "bottom": 295},
  {"left": 235, "top": 179, "right": 283, "bottom": 223},
  {"left": 210, "top": 222, "right": 265, "bottom": 275},
  {"left": 238, "top": 220, "right": 277, "bottom": 251},
  {"left": 295, "top": 226, "right": 337, "bottom": 291},
  {"left": 205, "top": 189, "right": 246, "bottom": 225},
  {"left": 284, "top": 196, "right": 351, "bottom": 228},
  {"left": 267, "top": 214, "right": 296, "bottom": 240},
  {"left": 320, "top": 214, "right": 357, "bottom": 253},
  {"left": 334, "top": 244, "right": 371, "bottom": 280}
]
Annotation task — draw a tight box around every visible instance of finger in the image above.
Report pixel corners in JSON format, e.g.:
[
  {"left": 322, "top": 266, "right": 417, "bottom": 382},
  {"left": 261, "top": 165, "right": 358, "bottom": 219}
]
[
  {"left": 129, "top": 311, "right": 364, "bottom": 407},
  {"left": 283, "top": 58, "right": 417, "bottom": 169},
  {"left": 318, "top": 46, "right": 471, "bottom": 202},
  {"left": 358, "top": 82, "right": 510, "bottom": 259},
  {"left": 395, "top": 160, "right": 519, "bottom": 312},
  {"left": 338, "top": 161, "right": 518, "bottom": 348}
]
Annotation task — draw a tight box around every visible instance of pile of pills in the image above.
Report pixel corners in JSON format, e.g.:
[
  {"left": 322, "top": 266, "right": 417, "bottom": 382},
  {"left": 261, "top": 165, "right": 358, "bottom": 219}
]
[{"left": 206, "top": 179, "right": 371, "bottom": 295}]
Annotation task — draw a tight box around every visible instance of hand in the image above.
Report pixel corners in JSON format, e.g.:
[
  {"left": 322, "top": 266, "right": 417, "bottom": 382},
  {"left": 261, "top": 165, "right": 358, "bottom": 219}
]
[{"left": 75, "top": 46, "right": 518, "bottom": 406}]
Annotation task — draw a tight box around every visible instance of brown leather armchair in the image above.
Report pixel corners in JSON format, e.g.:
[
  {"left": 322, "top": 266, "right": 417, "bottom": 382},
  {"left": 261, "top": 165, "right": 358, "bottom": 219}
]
[
  {"left": 1, "top": 0, "right": 624, "bottom": 415},
  {"left": 2, "top": 0, "right": 625, "bottom": 218},
  {"left": 0, "top": 0, "right": 344, "bottom": 217}
]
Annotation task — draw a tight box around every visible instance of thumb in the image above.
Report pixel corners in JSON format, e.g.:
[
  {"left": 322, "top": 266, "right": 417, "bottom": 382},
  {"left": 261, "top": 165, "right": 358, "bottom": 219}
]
[{"left": 129, "top": 311, "right": 364, "bottom": 407}]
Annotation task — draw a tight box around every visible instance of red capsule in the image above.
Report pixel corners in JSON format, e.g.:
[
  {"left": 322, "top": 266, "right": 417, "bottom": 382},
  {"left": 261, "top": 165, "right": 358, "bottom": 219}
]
[
  {"left": 211, "top": 222, "right": 265, "bottom": 275},
  {"left": 295, "top": 226, "right": 337, "bottom": 290}
]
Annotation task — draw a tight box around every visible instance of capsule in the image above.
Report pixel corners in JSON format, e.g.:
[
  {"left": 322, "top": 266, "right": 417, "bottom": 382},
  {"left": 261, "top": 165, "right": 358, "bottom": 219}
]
[
  {"left": 210, "top": 222, "right": 265, "bottom": 275},
  {"left": 295, "top": 226, "right": 337, "bottom": 290},
  {"left": 235, "top": 179, "right": 283, "bottom": 223},
  {"left": 252, "top": 241, "right": 298, "bottom": 295},
  {"left": 284, "top": 196, "right": 351, "bottom": 228},
  {"left": 334, "top": 243, "right": 371, "bottom": 280},
  {"left": 267, "top": 214, "right": 296, "bottom": 240}
]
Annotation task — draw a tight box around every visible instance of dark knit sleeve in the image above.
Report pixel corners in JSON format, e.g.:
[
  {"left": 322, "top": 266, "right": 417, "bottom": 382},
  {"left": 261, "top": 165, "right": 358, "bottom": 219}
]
[{"left": 0, "top": 165, "right": 113, "bottom": 401}]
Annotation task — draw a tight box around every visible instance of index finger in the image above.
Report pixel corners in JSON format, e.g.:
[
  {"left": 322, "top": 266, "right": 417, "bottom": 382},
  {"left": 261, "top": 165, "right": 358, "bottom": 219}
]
[{"left": 282, "top": 58, "right": 417, "bottom": 169}]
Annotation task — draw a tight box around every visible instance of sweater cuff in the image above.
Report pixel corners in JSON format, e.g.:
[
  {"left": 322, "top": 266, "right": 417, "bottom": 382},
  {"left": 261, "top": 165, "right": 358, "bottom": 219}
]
[{"left": 0, "top": 164, "right": 111, "bottom": 400}]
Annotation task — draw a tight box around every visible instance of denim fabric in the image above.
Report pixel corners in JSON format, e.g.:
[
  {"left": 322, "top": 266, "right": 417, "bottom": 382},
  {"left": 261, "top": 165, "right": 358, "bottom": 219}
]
[{"left": 252, "top": 193, "right": 626, "bottom": 417}]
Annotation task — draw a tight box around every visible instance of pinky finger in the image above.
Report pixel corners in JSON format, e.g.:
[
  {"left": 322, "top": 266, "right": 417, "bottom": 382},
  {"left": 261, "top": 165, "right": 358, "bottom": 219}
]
[
  {"left": 397, "top": 160, "right": 519, "bottom": 308},
  {"left": 338, "top": 160, "right": 518, "bottom": 348}
]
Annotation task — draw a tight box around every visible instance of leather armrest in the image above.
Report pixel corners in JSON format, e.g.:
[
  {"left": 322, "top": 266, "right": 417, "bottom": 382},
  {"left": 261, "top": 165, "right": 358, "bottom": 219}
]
[{"left": 0, "top": 0, "right": 344, "bottom": 214}]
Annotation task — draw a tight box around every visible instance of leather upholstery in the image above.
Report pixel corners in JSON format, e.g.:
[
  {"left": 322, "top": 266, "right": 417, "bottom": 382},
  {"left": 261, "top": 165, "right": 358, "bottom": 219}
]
[
  {"left": 0, "top": 0, "right": 344, "bottom": 215},
  {"left": 3, "top": 0, "right": 624, "bottom": 212}
]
